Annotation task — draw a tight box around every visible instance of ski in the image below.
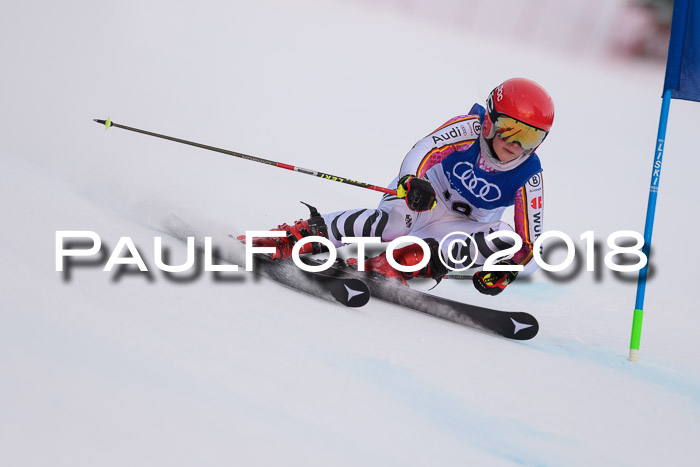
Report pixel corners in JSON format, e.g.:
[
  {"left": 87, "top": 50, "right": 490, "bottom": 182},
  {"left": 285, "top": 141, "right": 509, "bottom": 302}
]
[
  {"left": 364, "top": 276, "right": 539, "bottom": 340},
  {"left": 301, "top": 258, "right": 539, "bottom": 340},
  {"left": 252, "top": 254, "right": 370, "bottom": 308},
  {"left": 159, "top": 220, "right": 370, "bottom": 308}
]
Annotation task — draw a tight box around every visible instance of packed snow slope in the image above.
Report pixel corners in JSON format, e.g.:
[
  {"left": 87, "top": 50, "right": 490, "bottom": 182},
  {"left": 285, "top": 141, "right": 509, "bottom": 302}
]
[{"left": 2, "top": 0, "right": 700, "bottom": 466}]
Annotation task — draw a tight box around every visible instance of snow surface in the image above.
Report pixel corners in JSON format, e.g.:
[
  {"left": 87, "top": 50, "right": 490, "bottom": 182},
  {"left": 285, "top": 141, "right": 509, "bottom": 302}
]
[{"left": 2, "top": 0, "right": 700, "bottom": 465}]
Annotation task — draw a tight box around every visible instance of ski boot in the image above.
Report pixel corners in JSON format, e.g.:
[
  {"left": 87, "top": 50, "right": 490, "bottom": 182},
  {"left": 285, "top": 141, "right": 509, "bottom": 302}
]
[
  {"left": 237, "top": 202, "right": 329, "bottom": 260},
  {"left": 346, "top": 238, "right": 447, "bottom": 285}
]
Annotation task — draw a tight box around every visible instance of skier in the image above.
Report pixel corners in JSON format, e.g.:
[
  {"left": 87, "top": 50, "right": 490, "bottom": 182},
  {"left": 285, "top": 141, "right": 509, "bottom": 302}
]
[{"left": 243, "top": 77, "right": 554, "bottom": 296}]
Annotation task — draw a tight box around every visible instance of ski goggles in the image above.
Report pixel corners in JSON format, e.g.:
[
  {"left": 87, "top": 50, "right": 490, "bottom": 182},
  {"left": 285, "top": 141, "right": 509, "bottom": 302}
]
[{"left": 492, "top": 115, "right": 548, "bottom": 150}]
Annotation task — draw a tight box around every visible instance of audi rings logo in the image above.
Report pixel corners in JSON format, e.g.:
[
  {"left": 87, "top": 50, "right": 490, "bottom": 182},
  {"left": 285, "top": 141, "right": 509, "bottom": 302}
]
[{"left": 452, "top": 162, "right": 502, "bottom": 202}]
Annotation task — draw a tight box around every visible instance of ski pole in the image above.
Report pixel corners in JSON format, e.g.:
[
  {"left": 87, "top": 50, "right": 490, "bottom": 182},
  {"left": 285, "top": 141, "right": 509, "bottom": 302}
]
[{"left": 93, "top": 117, "right": 397, "bottom": 196}]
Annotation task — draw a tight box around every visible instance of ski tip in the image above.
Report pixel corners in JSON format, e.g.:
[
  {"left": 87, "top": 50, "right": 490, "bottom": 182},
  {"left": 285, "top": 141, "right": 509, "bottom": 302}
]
[
  {"left": 93, "top": 117, "right": 112, "bottom": 129},
  {"left": 508, "top": 315, "right": 539, "bottom": 340},
  {"left": 341, "top": 280, "right": 371, "bottom": 308}
]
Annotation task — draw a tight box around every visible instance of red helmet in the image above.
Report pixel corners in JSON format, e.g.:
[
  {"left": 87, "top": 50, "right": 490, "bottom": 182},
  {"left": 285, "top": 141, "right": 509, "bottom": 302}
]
[{"left": 483, "top": 78, "right": 554, "bottom": 155}]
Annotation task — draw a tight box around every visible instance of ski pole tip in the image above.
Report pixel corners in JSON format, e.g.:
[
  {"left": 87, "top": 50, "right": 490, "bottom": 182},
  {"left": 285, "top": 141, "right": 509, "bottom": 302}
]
[{"left": 93, "top": 117, "right": 112, "bottom": 129}]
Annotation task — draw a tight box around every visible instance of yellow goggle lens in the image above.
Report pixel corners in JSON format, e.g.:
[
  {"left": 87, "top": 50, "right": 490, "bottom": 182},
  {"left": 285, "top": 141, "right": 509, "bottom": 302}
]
[{"left": 493, "top": 116, "right": 546, "bottom": 150}]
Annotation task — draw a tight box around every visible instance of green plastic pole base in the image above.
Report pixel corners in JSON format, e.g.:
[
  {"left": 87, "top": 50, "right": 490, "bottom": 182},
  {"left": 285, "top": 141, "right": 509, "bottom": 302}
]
[{"left": 629, "top": 308, "right": 644, "bottom": 362}]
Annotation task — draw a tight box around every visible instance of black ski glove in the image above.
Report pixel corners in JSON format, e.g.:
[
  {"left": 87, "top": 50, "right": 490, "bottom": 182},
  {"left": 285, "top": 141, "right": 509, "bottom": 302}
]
[
  {"left": 473, "top": 259, "right": 519, "bottom": 296},
  {"left": 397, "top": 174, "right": 437, "bottom": 212}
]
